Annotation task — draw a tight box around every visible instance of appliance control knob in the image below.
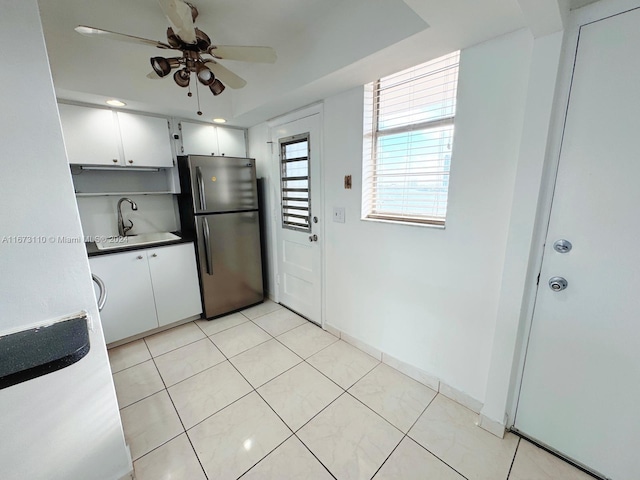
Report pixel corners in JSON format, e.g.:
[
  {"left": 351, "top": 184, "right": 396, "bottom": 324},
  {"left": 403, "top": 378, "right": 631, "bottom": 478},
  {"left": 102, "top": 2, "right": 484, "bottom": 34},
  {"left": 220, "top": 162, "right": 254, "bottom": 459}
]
[{"left": 137, "top": 255, "right": 143, "bottom": 260}]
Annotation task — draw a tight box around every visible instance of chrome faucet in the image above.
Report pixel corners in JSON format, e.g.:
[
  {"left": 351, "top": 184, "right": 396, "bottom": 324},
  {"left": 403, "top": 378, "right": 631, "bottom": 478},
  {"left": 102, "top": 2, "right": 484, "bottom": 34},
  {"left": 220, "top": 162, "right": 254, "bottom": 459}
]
[{"left": 117, "top": 198, "right": 138, "bottom": 237}]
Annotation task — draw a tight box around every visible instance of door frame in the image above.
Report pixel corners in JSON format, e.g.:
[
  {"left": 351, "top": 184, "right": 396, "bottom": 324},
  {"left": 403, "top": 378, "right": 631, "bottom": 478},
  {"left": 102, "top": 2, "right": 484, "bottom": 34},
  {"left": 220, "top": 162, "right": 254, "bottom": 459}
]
[
  {"left": 267, "top": 103, "right": 326, "bottom": 327},
  {"left": 508, "top": 0, "right": 640, "bottom": 426}
]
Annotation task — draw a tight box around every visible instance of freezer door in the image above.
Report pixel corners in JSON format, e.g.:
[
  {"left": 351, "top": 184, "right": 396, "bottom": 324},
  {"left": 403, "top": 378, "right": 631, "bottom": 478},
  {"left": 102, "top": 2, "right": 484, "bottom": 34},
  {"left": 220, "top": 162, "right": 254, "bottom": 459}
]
[
  {"left": 195, "top": 212, "right": 264, "bottom": 318},
  {"left": 189, "top": 156, "right": 258, "bottom": 213}
]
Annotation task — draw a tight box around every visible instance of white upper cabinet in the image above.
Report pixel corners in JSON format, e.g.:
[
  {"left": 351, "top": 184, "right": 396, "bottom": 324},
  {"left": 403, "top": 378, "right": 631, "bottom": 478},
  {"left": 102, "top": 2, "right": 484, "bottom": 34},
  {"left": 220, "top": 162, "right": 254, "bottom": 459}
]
[
  {"left": 180, "top": 121, "right": 247, "bottom": 157},
  {"left": 117, "top": 112, "right": 174, "bottom": 168},
  {"left": 58, "top": 104, "right": 121, "bottom": 166},
  {"left": 216, "top": 127, "right": 247, "bottom": 157},
  {"left": 180, "top": 121, "right": 218, "bottom": 156},
  {"left": 58, "top": 104, "right": 174, "bottom": 167}
]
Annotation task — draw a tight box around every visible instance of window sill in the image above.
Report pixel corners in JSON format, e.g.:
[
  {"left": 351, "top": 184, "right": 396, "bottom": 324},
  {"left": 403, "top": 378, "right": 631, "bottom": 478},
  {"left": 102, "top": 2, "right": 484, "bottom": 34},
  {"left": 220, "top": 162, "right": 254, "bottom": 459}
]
[{"left": 360, "top": 216, "right": 446, "bottom": 230}]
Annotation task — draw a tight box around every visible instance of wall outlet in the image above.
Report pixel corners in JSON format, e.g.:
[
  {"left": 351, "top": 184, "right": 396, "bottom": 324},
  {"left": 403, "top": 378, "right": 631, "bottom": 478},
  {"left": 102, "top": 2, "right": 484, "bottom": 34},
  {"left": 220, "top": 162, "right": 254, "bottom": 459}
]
[{"left": 333, "top": 207, "right": 345, "bottom": 223}]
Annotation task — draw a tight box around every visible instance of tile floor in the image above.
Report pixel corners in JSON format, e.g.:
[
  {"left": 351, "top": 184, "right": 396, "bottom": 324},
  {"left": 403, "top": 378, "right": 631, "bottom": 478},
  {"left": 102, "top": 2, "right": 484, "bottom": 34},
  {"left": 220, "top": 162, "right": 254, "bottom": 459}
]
[{"left": 108, "top": 299, "right": 595, "bottom": 480}]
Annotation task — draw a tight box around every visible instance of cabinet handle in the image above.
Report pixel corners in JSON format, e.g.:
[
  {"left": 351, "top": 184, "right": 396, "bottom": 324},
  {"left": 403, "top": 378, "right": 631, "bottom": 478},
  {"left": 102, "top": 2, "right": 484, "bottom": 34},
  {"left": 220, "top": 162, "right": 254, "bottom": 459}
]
[
  {"left": 151, "top": 253, "right": 158, "bottom": 258},
  {"left": 92, "top": 274, "right": 107, "bottom": 312},
  {"left": 137, "top": 255, "right": 143, "bottom": 260},
  {"left": 128, "top": 159, "right": 134, "bottom": 164},
  {"left": 112, "top": 158, "right": 118, "bottom": 163}
]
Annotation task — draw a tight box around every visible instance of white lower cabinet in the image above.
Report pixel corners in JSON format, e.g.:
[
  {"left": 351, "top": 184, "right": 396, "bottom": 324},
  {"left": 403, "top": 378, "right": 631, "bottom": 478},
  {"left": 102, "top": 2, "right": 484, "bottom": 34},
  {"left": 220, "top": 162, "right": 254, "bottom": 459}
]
[{"left": 90, "top": 243, "right": 202, "bottom": 344}]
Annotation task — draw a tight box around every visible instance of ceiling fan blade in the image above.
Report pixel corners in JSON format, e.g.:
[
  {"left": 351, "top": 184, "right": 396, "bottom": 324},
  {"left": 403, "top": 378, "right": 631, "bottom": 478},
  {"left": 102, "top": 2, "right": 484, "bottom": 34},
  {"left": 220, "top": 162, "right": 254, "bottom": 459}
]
[
  {"left": 146, "top": 71, "right": 162, "bottom": 79},
  {"left": 75, "top": 26, "right": 173, "bottom": 49},
  {"left": 158, "top": 0, "right": 197, "bottom": 44},
  {"left": 208, "top": 45, "right": 277, "bottom": 64},
  {"left": 204, "top": 60, "right": 247, "bottom": 89}
]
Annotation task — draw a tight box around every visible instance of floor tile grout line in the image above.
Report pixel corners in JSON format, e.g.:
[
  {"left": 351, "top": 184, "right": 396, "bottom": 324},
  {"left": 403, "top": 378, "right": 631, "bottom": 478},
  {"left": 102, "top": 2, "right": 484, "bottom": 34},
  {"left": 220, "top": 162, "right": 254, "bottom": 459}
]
[
  {"left": 195, "top": 315, "right": 251, "bottom": 336},
  {"left": 505, "top": 436, "right": 521, "bottom": 480},
  {"left": 288, "top": 389, "right": 347, "bottom": 436},
  {"left": 244, "top": 357, "right": 305, "bottom": 391},
  {"left": 240, "top": 304, "right": 284, "bottom": 322},
  {"left": 225, "top": 355, "right": 297, "bottom": 436},
  {"left": 142, "top": 321, "right": 208, "bottom": 356},
  {"left": 368, "top": 432, "right": 405, "bottom": 480},
  {"left": 270, "top": 325, "right": 340, "bottom": 362},
  {"left": 234, "top": 434, "right": 296, "bottom": 479},
  {"left": 400, "top": 394, "right": 471, "bottom": 480},
  {"left": 249, "top": 317, "right": 308, "bottom": 338},
  {"left": 291, "top": 432, "right": 339, "bottom": 480},
  {"left": 180, "top": 388, "right": 255, "bottom": 433},
  {"left": 343, "top": 359, "right": 382, "bottom": 391}
]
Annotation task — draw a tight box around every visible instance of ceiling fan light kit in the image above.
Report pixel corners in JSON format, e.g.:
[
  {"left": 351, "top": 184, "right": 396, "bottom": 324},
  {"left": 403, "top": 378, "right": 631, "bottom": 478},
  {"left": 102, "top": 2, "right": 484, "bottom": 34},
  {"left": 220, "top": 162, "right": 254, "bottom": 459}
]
[
  {"left": 173, "top": 68, "right": 191, "bottom": 87},
  {"left": 209, "top": 79, "right": 225, "bottom": 96},
  {"left": 75, "top": 0, "right": 276, "bottom": 116}
]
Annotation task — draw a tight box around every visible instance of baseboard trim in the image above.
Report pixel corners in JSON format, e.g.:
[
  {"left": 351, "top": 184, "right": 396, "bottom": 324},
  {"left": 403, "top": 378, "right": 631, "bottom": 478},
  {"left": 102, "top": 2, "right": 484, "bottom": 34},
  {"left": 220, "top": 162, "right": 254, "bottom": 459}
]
[
  {"left": 477, "top": 413, "right": 506, "bottom": 439},
  {"left": 323, "top": 323, "right": 484, "bottom": 415}
]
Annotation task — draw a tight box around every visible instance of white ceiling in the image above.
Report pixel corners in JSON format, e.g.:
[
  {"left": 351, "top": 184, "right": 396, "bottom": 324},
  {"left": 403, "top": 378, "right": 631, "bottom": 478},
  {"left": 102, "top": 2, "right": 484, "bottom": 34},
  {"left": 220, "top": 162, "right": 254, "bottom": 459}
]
[{"left": 37, "top": 0, "right": 573, "bottom": 127}]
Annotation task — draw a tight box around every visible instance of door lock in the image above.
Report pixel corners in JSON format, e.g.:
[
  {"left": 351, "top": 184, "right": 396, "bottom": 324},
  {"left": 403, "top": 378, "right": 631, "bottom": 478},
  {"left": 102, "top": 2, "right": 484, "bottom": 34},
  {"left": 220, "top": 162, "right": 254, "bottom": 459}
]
[
  {"left": 553, "top": 239, "right": 573, "bottom": 254},
  {"left": 548, "top": 276, "right": 568, "bottom": 292},
  {"left": 309, "top": 234, "right": 318, "bottom": 242}
]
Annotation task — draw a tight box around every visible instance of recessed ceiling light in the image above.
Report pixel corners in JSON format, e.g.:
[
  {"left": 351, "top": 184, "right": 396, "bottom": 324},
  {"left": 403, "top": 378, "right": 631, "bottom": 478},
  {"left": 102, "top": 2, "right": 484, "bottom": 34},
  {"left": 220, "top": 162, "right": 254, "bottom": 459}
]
[
  {"left": 212, "top": 118, "right": 227, "bottom": 124},
  {"left": 106, "top": 99, "right": 126, "bottom": 107}
]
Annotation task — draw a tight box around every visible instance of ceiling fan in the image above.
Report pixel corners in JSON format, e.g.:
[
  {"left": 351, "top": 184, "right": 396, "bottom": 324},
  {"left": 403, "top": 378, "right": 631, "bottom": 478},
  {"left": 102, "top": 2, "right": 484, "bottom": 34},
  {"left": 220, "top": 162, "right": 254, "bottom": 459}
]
[{"left": 75, "top": 0, "right": 276, "bottom": 112}]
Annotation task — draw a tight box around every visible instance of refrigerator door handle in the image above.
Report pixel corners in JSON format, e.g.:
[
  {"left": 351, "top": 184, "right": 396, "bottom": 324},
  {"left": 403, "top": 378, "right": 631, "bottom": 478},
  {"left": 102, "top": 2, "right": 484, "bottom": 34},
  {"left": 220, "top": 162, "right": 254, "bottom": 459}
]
[
  {"left": 202, "top": 217, "right": 214, "bottom": 275},
  {"left": 196, "top": 166, "right": 207, "bottom": 211}
]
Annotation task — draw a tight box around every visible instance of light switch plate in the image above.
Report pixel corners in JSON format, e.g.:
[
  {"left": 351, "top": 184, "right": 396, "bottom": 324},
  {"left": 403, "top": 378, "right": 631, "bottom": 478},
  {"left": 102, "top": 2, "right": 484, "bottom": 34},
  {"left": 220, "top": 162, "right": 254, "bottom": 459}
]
[{"left": 333, "top": 207, "right": 345, "bottom": 223}]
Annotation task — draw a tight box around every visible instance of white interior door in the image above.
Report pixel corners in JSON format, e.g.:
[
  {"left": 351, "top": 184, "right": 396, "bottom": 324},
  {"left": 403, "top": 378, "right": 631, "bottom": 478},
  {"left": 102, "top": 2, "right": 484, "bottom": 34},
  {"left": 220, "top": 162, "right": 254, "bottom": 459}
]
[
  {"left": 271, "top": 113, "right": 322, "bottom": 324},
  {"left": 515, "top": 9, "right": 640, "bottom": 480}
]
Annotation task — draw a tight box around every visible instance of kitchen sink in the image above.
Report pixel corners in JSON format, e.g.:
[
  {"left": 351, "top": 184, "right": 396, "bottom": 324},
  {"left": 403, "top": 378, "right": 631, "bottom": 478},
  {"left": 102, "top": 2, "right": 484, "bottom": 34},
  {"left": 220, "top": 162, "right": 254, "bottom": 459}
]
[{"left": 94, "top": 232, "right": 181, "bottom": 251}]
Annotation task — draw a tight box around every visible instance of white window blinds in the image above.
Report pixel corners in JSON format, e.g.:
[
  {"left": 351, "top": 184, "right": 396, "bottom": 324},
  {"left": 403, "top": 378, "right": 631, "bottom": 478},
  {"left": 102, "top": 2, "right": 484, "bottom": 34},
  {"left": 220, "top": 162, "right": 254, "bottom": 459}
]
[{"left": 362, "top": 51, "right": 460, "bottom": 225}]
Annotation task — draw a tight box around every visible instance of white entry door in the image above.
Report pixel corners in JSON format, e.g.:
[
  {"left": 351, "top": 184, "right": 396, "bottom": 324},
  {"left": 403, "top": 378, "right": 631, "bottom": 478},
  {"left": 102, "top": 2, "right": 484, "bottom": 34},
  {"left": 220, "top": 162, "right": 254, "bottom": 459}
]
[
  {"left": 515, "top": 8, "right": 640, "bottom": 480},
  {"left": 271, "top": 113, "right": 322, "bottom": 324}
]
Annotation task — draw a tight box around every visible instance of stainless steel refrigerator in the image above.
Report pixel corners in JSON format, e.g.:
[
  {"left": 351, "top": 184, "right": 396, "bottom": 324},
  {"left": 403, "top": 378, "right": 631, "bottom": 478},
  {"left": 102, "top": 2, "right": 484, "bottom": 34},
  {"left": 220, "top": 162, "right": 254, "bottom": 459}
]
[{"left": 177, "top": 155, "right": 264, "bottom": 318}]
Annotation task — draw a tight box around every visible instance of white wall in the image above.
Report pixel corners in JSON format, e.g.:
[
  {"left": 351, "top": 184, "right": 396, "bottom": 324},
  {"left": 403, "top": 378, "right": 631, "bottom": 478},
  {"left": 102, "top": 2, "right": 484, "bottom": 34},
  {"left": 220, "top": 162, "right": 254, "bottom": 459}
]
[
  {"left": 253, "top": 29, "right": 536, "bottom": 403},
  {"left": 0, "top": 1, "right": 131, "bottom": 478},
  {"left": 322, "top": 29, "right": 533, "bottom": 402},
  {"left": 481, "top": 31, "right": 565, "bottom": 427}
]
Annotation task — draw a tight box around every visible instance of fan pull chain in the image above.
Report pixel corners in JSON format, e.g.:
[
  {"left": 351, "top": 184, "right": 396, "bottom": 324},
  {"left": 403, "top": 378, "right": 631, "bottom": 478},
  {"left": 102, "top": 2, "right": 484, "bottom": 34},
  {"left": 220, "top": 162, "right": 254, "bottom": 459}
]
[{"left": 195, "top": 79, "right": 203, "bottom": 116}]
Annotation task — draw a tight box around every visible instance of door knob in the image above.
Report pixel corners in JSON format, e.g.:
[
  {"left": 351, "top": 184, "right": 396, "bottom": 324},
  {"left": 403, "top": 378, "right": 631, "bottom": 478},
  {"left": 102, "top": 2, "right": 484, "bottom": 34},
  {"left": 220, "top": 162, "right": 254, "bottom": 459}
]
[
  {"left": 309, "top": 234, "right": 318, "bottom": 242},
  {"left": 548, "top": 276, "right": 568, "bottom": 292},
  {"left": 553, "top": 239, "right": 572, "bottom": 254}
]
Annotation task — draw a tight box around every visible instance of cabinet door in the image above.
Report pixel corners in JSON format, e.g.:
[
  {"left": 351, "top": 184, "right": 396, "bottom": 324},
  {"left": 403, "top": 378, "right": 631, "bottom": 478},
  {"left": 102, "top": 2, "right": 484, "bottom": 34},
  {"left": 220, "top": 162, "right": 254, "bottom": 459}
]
[
  {"left": 117, "top": 112, "right": 174, "bottom": 168},
  {"left": 216, "top": 127, "right": 247, "bottom": 157},
  {"left": 89, "top": 252, "right": 158, "bottom": 343},
  {"left": 180, "top": 121, "right": 219, "bottom": 155},
  {"left": 147, "top": 243, "right": 202, "bottom": 326},
  {"left": 58, "top": 104, "right": 121, "bottom": 166}
]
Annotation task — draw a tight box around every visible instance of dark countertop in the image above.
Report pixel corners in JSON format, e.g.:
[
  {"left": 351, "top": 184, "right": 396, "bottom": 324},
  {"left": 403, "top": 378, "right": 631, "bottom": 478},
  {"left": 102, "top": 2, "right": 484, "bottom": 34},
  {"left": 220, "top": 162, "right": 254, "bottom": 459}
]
[
  {"left": 0, "top": 314, "right": 90, "bottom": 390},
  {"left": 85, "top": 233, "right": 193, "bottom": 257}
]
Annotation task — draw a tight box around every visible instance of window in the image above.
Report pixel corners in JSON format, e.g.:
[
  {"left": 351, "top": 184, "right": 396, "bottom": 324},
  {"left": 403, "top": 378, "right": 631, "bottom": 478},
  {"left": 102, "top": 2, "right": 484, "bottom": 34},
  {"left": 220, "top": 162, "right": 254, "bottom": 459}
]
[
  {"left": 280, "top": 133, "right": 311, "bottom": 231},
  {"left": 362, "top": 51, "right": 460, "bottom": 226}
]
